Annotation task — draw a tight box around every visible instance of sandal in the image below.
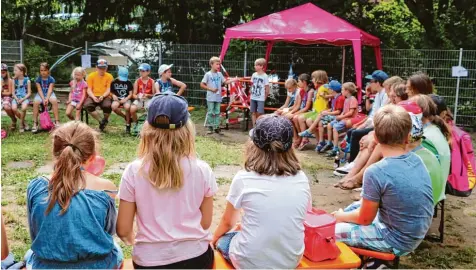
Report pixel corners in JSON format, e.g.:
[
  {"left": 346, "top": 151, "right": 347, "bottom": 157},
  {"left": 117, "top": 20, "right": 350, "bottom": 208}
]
[
  {"left": 293, "top": 140, "right": 302, "bottom": 149},
  {"left": 339, "top": 179, "right": 362, "bottom": 190},
  {"left": 31, "top": 123, "right": 38, "bottom": 133},
  {"left": 9, "top": 122, "right": 16, "bottom": 131},
  {"left": 297, "top": 139, "right": 310, "bottom": 151}
]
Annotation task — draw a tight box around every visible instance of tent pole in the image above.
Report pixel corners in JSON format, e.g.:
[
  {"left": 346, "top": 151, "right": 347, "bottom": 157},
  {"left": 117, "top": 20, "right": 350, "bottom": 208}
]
[{"left": 341, "top": 47, "right": 346, "bottom": 83}]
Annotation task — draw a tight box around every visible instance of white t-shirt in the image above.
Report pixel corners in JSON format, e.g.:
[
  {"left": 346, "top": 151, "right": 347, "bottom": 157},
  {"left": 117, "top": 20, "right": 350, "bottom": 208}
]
[
  {"left": 250, "top": 72, "right": 269, "bottom": 101},
  {"left": 227, "top": 170, "right": 311, "bottom": 269},
  {"left": 118, "top": 157, "right": 218, "bottom": 266}
]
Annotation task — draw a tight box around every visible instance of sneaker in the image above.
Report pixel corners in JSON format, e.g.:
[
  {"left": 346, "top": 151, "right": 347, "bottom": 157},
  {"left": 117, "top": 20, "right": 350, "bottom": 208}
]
[
  {"left": 315, "top": 141, "right": 327, "bottom": 152},
  {"left": 24, "top": 123, "right": 30, "bottom": 131},
  {"left": 9, "top": 122, "right": 16, "bottom": 131},
  {"left": 31, "top": 123, "right": 38, "bottom": 134},
  {"left": 132, "top": 123, "right": 139, "bottom": 136},
  {"left": 99, "top": 119, "right": 109, "bottom": 131},
  {"left": 126, "top": 124, "right": 131, "bottom": 134},
  {"left": 333, "top": 161, "right": 355, "bottom": 176},
  {"left": 326, "top": 149, "right": 339, "bottom": 157},
  {"left": 319, "top": 143, "right": 333, "bottom": 154},
  {"left": 298, "top": 130, "right": 315, "bottom": 138}
]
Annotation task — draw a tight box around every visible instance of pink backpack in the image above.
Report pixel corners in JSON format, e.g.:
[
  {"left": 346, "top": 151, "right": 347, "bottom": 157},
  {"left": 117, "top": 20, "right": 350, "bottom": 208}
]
[
  {"left": 40, "top": 110, "right": 54, "bottom": 131},
  {"left": 446, "top": 121, "right": 476, "bottom": 197}
]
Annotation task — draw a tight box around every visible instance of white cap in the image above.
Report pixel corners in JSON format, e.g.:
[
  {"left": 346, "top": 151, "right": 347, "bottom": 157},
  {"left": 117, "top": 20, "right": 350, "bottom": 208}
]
[{"left": 158, "top": 64, "right": 173, "bottom": 76}]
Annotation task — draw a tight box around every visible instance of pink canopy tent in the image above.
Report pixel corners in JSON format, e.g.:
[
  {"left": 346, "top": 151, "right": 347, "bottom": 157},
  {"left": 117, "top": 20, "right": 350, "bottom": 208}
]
[{"left": 219, "top": 3, "right": 383, "bottom": 91}]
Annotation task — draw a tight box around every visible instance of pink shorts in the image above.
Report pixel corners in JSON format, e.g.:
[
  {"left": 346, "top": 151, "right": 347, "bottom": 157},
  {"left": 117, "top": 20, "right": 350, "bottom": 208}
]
[
  {"left": 2, "top": 96, "right": 12, "bottom": 107},
  {"left": 350, "top": 113, "right": 367, "bottom": 125}
]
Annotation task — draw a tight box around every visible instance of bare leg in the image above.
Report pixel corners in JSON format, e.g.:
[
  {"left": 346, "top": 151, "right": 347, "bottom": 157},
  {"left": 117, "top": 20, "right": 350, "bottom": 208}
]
[
  {"left": 124, "top": 103, "right": 131, "bottom": 124},
  {"left": 3, "top": 105, "right": 16, "bottom": 124},
  {"left": 338, "top": 144, "right": 383, "bottom": 189},
  {"left": 89, "top": 110, "right": 102, "bottom": 122},
  {"left": 297, "top": 114, "right": 307, "bottom": 132},
  {"left": 318, "top": 122, "right": 325, "bottom": 142},
  {"left": 252, "top": 112, "right": 257, "bottom": 126},
  {"left": 112, "top": 102, "right": 126, "bottom": 120},
  {"left": 20, "top": 102, "right": 28, "bottom": 127},
  {"left": 333, "top": 128, "right": 339, "bottom": 147},
  {"left": 130, "top": 105, "right": 138, "bottom": 123},
  {"left": 75, "top": 108, "right": 82, "bottom": 121},
  {"left": 32, "top": 101, "right": 40, "bottom": 126},
  {"left": 65, "top": 104, "right": 75, "bottom": 120},
  {"left": 327, "top": 122, "right": 333, "bottom": 143},
  {"left": 49, "top": 97, "right": 60, "bottom": 123}
]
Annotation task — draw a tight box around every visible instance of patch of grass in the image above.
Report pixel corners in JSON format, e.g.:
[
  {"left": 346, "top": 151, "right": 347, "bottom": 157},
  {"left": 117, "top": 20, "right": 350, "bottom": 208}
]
[
  {"left": 195, "top": 136, "right": 242, "bottom": 167},
  {"left": 217, "top": 177, "right": 232, "bottom": 185},
  {"left": 403, "top": 245, "right": 476, "bottom": 268}
]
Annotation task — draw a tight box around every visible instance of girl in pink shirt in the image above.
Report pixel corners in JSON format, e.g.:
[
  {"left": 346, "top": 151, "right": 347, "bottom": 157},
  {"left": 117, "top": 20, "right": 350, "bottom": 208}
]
[{"left": 117, "top": 93, "right": 218, "bottom": 269}]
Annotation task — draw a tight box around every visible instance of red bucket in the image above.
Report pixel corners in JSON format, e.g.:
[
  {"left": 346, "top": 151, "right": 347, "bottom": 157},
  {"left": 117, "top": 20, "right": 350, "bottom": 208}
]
[{"left": 303, "top": 208, "right": 341, "bottom": 262}]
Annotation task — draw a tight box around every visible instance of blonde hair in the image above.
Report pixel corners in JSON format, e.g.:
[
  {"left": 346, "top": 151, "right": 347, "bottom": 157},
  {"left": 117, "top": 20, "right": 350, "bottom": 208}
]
[
  {"left": 14, "top": 63, "right": 27, "bottom": 78},
  {"left": 47, "top": 122, "right": 98, "bottom": 214},
  {"left": 254, "top": 58, "right": 266, "bottom": 66},
  {"left": 342, "top": 82, "right": 357, "bottom": 95},
  {"left": 311, "top": 70, "right": 329, "bottom": 84},
  {"left": 209, "top": 56, "right": 221, "bottom": 66},
  {"left": 393, "top": 83, "right": 408, "bottom": 100},
  {"left": 138, "top": 118, "right": 196, "bottom": 189},
  {"left": 374, "top": 104, "right": 412, "bottom": 146},
  {"left": 71, "top": 67, "right": 87, "bottom": 89},
  {"left": 285, "top": 78, "right": 298, "bottom": 89},
  {"left": 410, "top": 95, "right": 451, "bottom": 143},
  {"left": 244, "top": 140, "right": 300, "bottom": 176},
  {"left": 383, "top": 76, "right": 404, "bottom": 89}
]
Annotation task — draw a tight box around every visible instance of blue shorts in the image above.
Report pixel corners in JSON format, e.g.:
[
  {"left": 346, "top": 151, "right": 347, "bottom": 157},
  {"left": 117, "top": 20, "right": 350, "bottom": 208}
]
[
  {"left": 250, "top": 99, "right": 265, "bottom": 114},
  {"left": 321, "top": 115, "right": 336, "bottom": 125},
  {"left": 34, "top": 92, "right": 56, "bottom": 102},
  {"left": 216, "top": 231, "right": 239, "bottom": 264},
  {"left": 330, "top": 119, "right": 347, "bottom": 132},
  {"left": 12, "top": 98, "right": 29, "bottom": 107}
]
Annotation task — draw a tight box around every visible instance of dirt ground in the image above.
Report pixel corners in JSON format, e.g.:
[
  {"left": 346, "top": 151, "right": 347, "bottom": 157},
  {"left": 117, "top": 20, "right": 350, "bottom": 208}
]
[{"left": 197, "top": 124, "right": 476, "bottom": 267}]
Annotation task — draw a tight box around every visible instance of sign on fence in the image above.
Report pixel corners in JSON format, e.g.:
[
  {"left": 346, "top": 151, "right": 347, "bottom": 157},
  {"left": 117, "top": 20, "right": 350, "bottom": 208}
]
[
  {"left": 81, "top": 54, "right": 91, "bottom": 68},
  {"left": 452, "top": 66, "right": 468, "bottom": 77},
  {"left": 98, "top": 56, "right": 127, "bottom": 66}
]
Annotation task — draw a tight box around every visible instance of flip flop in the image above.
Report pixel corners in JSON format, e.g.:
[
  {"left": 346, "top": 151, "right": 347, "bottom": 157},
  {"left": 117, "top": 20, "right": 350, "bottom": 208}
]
[{"left": 339, "top": 180, "right": 362, "bottom": 190}]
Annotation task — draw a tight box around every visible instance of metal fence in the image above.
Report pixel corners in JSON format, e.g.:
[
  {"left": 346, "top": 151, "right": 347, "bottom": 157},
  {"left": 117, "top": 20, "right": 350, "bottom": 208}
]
[
  {"left": 1, "top": 40, "right": 23, "bottom": 69},
  {"left": 5, "top": 39, "right": 475, "bottom": 127}
]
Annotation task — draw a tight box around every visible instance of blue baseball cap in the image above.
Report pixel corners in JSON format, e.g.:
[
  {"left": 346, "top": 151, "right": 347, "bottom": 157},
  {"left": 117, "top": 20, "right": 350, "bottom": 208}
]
[
  {"left": 365, "top": 70, "right": 389, "bottom": 82},
  {"left": 97, "top": 59, "right": 108, "bottom": 68},
  {"left": 325, "top": 80, "right": 342, "bottom": 92},
  {"left": 118, "top": 67, "right": 129, "bottom": 81},
  {"left": 138, "top": 63, "right": 151, "bottom": 71},
  {"left": 147, "top": 92, "right": 189, "bottom": 129}
]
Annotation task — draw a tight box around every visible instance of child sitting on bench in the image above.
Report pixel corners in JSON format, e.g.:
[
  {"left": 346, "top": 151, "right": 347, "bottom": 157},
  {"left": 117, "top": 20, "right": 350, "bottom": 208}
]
[
  {"left": 212, "top": 115, "right": 311, "bottom": 269},
  {"left": 275, "top": 78, "right": 301, "bottom": 117},
  {"left": 332, "top": 105, "right": 434, "bottom": 256}
]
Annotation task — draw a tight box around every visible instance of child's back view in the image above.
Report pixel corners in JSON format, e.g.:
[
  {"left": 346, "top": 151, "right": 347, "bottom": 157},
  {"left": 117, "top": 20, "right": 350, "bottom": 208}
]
[
  {"left": 117, "top": 93, "right": 217, "bottom": 268},
  {"left": 213, "top": 115, "right": 311, "bottom": 269},
  {"left": 333, "top": 105, "right": 433, "bottom": 256}
]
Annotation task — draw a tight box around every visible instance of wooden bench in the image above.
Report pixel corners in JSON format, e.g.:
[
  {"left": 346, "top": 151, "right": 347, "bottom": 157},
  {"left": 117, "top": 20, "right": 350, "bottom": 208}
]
[
  {"left": 120, "top": 242, "right": 360, "bottom": 269},
  {"left": 227, "top": 104, "right": 278, "bottom": 131}
]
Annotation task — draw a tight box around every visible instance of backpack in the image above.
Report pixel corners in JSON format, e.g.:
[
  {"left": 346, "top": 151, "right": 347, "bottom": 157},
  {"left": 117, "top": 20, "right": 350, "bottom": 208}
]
[
  {"left": 446, "top": 121, "right": 476, "bottom": 197},
  {"left": 39, "top": 109, "right": 55, "bottom": 131}
]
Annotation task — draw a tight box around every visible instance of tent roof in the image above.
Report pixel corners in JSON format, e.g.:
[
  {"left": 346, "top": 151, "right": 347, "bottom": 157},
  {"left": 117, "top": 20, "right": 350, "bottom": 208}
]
[{"left": 224, "top": 3, "right": 380, "bottom": 47}]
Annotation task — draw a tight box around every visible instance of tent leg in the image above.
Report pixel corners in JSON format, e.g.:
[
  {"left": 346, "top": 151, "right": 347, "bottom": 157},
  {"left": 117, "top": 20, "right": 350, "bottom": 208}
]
[{"left": 341, "top": 47, "right": 346, "bottom": 83}]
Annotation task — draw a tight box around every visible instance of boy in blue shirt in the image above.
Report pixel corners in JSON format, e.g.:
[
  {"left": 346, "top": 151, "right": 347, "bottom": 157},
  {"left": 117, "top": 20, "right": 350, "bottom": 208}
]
[
  {"left": 332, "top": 104, "right": 433, "bottom": 256},
  {"left": 200, "top": 57, "right": 237, "bottom": 135}
]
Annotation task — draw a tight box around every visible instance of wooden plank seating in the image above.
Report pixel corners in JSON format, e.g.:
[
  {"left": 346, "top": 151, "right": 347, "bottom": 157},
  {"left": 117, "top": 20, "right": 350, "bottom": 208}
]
[{"left": 227, "top": 104, "right": 278, "bottom": 131}]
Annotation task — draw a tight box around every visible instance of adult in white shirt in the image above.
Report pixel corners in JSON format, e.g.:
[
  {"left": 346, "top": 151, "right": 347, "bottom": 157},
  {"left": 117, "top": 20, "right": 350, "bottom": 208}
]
[{"left": 212, "top": 115, "right": 311, "bottom": 269}]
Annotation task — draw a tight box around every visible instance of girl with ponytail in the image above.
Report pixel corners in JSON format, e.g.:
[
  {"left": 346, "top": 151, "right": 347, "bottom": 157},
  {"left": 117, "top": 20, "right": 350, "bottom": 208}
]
[
  {"left": 26, "top": 121, "right": 123, "bottom": 269},
  {"left": 411, "top": 94, "right": 451, "bottom": 183}
]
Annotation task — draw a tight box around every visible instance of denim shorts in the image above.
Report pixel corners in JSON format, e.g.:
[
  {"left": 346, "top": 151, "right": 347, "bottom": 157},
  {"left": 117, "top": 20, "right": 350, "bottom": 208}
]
[
  {"left": 34, "top": 92, "right": 56, "bottom": 102},
  {"left": 216, "top": 231, "right": 239, "bottom": 264},
  {"left": 321, "top": 115, "right": 336, "bottom": 125},
  {"left": 12, "top": 98, "right": 29, "bottom": 106},
  {"left": 250, "top": 99, "right": 265, "bottom": 114},
  {"left": 330, "top": 119, "right": 347, "bottom": 132}
]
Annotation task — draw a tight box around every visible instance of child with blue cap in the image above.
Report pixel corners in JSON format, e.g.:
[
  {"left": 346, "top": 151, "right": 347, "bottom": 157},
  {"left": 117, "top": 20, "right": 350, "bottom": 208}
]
[{"left": 111, "top": 66, "right": 134, "bottom": 133}]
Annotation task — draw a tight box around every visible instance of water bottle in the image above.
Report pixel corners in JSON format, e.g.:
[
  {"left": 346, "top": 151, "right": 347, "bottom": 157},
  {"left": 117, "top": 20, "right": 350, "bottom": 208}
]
[{"left": 334, "top": 152, "right": 340, "bottom": 169}]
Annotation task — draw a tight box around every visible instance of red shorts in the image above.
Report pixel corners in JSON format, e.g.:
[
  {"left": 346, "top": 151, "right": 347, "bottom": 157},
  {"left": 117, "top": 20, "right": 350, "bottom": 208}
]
[{"left": 350, "top": 113, "right": 367, "bottom": 125}]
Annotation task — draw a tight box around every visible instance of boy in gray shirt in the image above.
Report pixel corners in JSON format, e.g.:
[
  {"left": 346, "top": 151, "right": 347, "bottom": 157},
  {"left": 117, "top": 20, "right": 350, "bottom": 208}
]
[{"left": 332, "top": 104, "right": 433, "bottom": 256}]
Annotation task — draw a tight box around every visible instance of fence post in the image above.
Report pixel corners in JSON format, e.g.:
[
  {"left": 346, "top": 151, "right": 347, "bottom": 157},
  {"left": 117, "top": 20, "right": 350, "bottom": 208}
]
[
  {"left": 20, "top": 39, "right": 24, "bottom": 63},
  {"left": 454, "top": 48, "right": 463, "bottom": 123},
  {"left": 244, "top": 44, "right": 247, "bottom": 77},
  {"left": 159, "top": 42, "right": 162, "bottom": 66},
  {"left": 85, "top": 41, "right": 88, "bottom": 55}
]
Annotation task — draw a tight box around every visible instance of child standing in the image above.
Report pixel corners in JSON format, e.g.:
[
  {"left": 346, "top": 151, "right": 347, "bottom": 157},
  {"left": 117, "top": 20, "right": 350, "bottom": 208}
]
[
  {"left": 200, "top": 57, "right": 236, "bottom": 135},
  {"left": 111, "top": 67, "right": 133, "bottom": 133},
  {"left": 249, "top": 58, "right": 270, "bottom": 126},
  {"left": 11, "top": 64, "right": 31, "bottom": 133},
  {"left": 66, "top": 67, "right": 88, "bottom": 121},
  {"left": 295, "top": 70, "right": 330, "bottom": 150},
  {"left": 321, "top": 82, "right": 358, "bottom": 156},
  {"left": 155, "top": 64, "right": 187, "bottom": 96},
  {"left": 212, "top": 115, "right": 311, "bottom": 269},
  {"left": 1, "top": 63, "right": 16, "bottom": 130},
  {"left": 33, "top": 63, "right": 59, "bottom": 132},
  {"left": 131, "top": 63, "right": 157, "bottom": 133},
  {"left": 333, "top": 105, "right": 433, "bottom": 256},
  {"left": 117, "top": 93, "right": 217, "bottom": 269}
]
